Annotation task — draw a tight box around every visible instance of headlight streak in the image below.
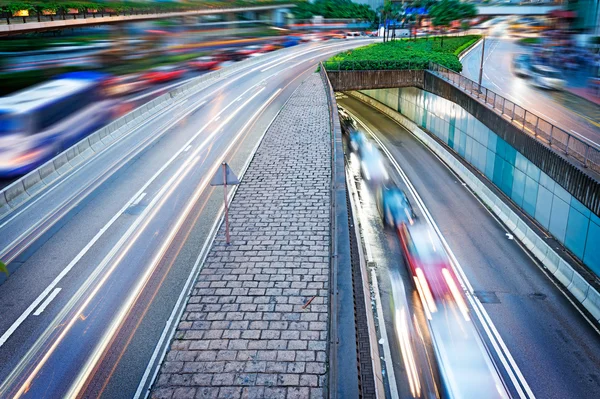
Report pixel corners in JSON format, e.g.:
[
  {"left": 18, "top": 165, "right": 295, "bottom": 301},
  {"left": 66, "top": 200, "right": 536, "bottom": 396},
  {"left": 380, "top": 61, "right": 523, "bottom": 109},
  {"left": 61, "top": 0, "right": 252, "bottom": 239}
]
[
  {"left": 11, "top": 88, "right": 267, "bottom": 399},
  {"left": 395, "top": 308, "right": 421, "bottom": 398},
  {"left": 442, "top": 268, "right": 470, "bottom": 322},
  {"left": 68, "top": 87, "right": 282, "bottom": 399},
  {"left": 416, "top": 268, "right": 437, "bottom": 315}
]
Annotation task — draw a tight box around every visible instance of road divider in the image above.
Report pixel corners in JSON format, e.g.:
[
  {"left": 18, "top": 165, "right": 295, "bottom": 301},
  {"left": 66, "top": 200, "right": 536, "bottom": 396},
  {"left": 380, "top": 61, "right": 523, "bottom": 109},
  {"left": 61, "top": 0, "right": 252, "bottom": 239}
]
[{"left": 348, "top": 90, "right": 600, "bottom": 328}]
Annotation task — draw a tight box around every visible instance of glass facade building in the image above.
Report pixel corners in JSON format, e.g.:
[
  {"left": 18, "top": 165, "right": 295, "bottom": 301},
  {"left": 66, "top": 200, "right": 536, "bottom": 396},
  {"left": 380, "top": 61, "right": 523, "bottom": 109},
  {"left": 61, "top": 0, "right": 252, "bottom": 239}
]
[{"left": 360, "top": 87, "right": 600, "bottom": 276}]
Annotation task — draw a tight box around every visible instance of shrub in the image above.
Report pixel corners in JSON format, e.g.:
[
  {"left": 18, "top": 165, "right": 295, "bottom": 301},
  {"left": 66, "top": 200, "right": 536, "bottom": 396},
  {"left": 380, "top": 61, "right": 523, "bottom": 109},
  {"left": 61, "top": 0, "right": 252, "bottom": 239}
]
[{"left": 325, "top": 35, "right": 481, "bottom": 72}]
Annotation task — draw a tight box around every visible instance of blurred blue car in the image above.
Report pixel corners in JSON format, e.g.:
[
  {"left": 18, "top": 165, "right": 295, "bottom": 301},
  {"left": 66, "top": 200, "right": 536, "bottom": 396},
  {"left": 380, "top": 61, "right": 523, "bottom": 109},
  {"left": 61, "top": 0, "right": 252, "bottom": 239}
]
[{"left": 376, "top": 184, "right": 415, "bottom": 228}]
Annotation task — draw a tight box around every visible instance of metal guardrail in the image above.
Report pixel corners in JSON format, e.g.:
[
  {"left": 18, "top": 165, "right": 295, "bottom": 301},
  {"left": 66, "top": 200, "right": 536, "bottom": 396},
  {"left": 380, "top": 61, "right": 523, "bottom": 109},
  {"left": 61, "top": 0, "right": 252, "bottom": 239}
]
[{"left": 428, "top": 62, "right": 600, "bottom": 174}]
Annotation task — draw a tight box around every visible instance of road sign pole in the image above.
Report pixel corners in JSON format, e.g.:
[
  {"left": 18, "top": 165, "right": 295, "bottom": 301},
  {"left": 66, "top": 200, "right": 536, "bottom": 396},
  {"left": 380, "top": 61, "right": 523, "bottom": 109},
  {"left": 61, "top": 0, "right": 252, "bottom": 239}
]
[
  {"left": 478, "top": 34, "right": 486, "bottom": 92},
  {"left": 222, "top": 162, "right": 230, "bottom": 245},
  {"left": 211, "top": 161, "right": 239, "bottom": 245}
]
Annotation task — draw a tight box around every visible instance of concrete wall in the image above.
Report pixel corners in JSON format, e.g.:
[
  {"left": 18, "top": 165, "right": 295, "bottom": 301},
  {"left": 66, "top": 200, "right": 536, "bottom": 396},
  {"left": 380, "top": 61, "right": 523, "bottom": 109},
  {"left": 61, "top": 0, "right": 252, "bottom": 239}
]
[{"left": 360, "top": 86, "right": 600, "bottom": 277}]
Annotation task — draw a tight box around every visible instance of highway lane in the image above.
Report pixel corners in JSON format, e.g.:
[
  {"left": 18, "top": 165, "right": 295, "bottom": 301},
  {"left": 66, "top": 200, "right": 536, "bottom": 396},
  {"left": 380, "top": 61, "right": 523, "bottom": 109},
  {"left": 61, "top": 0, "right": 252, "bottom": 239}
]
[
  {"left": 0, "top": 39, "right": 374, "bottom": 398},
  {"left": 461, "top": 35, "right": 600, "bottom": 144},
  {"left": 339, "top": 95, "right": 600, "bottom": 399}
]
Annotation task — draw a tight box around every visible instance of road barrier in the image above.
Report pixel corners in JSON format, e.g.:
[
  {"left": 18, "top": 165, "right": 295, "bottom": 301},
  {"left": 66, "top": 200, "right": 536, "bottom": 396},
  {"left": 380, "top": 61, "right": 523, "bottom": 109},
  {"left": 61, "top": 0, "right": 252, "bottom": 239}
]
[
  {"left": 0, "top": 42, "right": 330, "bottom": 219},
  {"left": 429, "top": 62, "right": 600, "bottom": 175},
  {"left": 348, "top": 90, "right": 600, "bottom": 325}
]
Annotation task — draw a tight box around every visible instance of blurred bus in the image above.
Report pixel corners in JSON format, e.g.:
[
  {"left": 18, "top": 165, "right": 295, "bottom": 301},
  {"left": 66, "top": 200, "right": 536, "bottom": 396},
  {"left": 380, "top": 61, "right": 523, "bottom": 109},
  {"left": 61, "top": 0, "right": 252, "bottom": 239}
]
[{"left": 0, "top": 71, "right": 115, "bottom": 176}]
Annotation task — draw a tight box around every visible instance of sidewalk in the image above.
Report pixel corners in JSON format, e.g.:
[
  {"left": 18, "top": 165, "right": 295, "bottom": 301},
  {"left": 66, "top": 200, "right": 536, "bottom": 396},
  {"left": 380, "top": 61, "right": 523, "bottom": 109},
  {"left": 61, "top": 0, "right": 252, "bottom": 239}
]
[{"left": 151, "top": 74, "right": 333, "bottom": 399}]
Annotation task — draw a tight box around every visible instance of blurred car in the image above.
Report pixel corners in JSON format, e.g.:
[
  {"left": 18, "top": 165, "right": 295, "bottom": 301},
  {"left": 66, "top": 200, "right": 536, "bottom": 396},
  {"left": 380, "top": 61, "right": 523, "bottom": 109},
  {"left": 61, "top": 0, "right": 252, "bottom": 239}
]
[
  {"left": 236, "top": 45, "right": 262, "bottom": 58},
  {"left": 346, "top": 31, "right": 361, "bottom": 38},
  {"left": 260, "top": 43, "right": 278, "bottom": 53},
  {"left": 359, "top": 142, "right": 389, "bottom": 183},
  {"left": 530, "top": 65, "right": 565, "bottom": 90},
  {"left": 214, "top": 48, "right": 244, "bottom": 62},
  {"left": 0, "top": 72, "right": 115, "bottom": 176},
  {"left": 330, "top": 31, "right": 346, "bottom": 39},
  {"left": 349, "top": 130, "right": 367, "bottom": 155},
  {"left": 512, "top": 53, "right": 532, "bottom": 77},
  {"left": 142, "top": 65, "right": 186, "bottom": 84},
  {"left": 105, "top": 74, "right": 146, "bottom": 97},
  {"left": 376, "top": 185, "right": 415, "bottom": 228},
  {"left": 281, "top": 36, "right": 301, "bottom": 48},
  {"left": 188, "top": 56, "right": 220, "bottom": 71},
  {"left": 398, "top": 223, "right": 465, "bottom": 309}
]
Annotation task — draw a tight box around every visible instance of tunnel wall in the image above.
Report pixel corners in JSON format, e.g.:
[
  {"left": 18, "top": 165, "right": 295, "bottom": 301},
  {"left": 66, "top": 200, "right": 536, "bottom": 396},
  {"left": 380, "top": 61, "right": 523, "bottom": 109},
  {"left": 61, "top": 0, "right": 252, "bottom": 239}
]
[{"left": 359, "top": 87, "right": 600, "bottom": 276}]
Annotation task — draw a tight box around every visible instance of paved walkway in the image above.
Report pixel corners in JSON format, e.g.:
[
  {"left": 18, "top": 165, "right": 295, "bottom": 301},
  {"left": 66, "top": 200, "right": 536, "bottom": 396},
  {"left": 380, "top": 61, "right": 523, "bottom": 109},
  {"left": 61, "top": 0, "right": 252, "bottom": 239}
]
[{"left": 152, "top": 74, "right": 332, "bottom": 399}]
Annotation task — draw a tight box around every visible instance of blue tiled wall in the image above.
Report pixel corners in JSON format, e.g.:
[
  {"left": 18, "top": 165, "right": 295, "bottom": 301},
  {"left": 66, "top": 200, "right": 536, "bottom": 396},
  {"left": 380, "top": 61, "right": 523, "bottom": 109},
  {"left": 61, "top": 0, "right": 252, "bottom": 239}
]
[{"left": 359, "top": 87, "right": 600, "bottom": 276}]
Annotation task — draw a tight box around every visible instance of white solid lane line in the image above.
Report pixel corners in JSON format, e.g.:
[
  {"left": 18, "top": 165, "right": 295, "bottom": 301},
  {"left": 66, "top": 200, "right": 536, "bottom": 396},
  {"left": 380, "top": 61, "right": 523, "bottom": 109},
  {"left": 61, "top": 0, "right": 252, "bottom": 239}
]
[
  {"left": 0, "top": 40, "right": 359, "bottom": 351},
  {"left": 10, "top": 88, "right": 268, "bottom": 399},
  {"left": 0, "top": 85, "right": 261, "bottom": 350},
  {"left": 344, "top": 107, "right": 535, "bottom": 399},
  {"left": 67, "top": 87, "right": 280, "bottom": 399},
  {"left": 33, "top": 288, "right": 61, "bottom": 317},
  {"left": 131, "top": 193, "right": 146, "bottom": 207}
]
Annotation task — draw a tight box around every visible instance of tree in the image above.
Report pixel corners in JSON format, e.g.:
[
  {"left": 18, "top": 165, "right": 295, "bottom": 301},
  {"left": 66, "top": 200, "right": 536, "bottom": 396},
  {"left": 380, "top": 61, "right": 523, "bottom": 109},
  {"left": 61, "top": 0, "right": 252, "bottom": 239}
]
[{"left": 429, "top": 0, "right": 476, "bottom": 47}]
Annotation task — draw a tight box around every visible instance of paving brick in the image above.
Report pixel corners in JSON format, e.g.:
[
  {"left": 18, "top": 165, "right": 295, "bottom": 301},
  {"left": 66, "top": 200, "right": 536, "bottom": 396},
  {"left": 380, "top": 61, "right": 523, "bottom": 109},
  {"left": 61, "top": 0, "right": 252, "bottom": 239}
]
[{"left": 152, "top": 75, "right": 330, "bottom": 399}]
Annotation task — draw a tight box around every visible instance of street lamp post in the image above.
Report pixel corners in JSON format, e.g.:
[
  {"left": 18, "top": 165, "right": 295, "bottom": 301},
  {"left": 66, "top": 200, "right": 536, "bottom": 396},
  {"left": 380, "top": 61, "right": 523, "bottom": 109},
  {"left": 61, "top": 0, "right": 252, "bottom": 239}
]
[{"left": 478, "top": 34, "right": 486, "bottom": 90}]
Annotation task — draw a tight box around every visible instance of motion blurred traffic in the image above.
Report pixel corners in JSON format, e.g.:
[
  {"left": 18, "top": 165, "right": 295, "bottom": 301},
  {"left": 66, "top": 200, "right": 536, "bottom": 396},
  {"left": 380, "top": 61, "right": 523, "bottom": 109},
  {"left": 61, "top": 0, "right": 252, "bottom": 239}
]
[
  {"left": 0, "top": 15, "right": 359, "bottom": 179},
  {"left": 341, "top": 109, "right": 510, "bottom": 398}
]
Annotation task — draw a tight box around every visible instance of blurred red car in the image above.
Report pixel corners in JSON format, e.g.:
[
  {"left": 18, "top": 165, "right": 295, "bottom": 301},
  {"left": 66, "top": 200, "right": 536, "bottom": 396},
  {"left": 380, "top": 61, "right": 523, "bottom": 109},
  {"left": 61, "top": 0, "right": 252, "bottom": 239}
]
[
  {"left": 236, "top": 45, "right": 262, "bottom": 58},
  {"left": 188, "top": 56, "right": 220, "bottom": 71},
  {"left": 398, "top": 223, "right": 469, "bottom": 320},
  {"left": 142, "top": 65, "right": 186, "bottom": 84},
  {"left": 260, "top": 43, "right": 278, "bottom": 53}
]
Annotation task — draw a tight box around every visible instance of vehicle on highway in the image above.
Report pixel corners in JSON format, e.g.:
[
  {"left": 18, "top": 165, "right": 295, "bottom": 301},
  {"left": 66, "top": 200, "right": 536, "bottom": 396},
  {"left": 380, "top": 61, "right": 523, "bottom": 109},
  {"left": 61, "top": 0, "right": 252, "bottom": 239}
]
[
  {"left": 376, "top": 184, "right": 415, "bottom": 228},
  {"left": 105, "top": 74, "right": 147, "bottom": 97},
  {"left": 281, "top": 36, "right": 301, "bottom": 47},
  {"left": 397, "top": 222, "right": 468, "bottom": 315},
  {"left": 260, "top": 43, "right": 278, "bottom": 53},
  {"left": 530, "top": 64, "right": 565, "bottom": 90},
  {"left": 512, "top": 53, "right": 532, "bottom": 77},
  {"left": 142, "top": 65, "right": 187, "bottom": 84},
  {"left": 0, "top": 71, "right": 115, "bottom": 176},
  {"left": 214, "top": 48, "right": 245, "bottom": 62},
  {"left": 346, "top": 31, "right": 361, "bottom": 38},
  {"left": 236, "top": 45, "right": 263, "bottom": 58},
  {"left": 188, "top": 56, "right": 220, "bottom": 71},
  {"left": 359, "top": 142, "right": 389, "bottom": 183}
]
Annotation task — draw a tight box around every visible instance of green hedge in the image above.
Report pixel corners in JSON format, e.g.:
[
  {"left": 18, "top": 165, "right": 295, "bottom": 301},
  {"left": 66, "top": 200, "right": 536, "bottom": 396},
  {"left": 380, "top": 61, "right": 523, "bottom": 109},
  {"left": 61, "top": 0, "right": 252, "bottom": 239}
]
[
  {"left": 518, "top": 37, "right": 541, "bottom": 46},
  {"left": 325, "top": 35, "right": 481, "bottom": 72}
]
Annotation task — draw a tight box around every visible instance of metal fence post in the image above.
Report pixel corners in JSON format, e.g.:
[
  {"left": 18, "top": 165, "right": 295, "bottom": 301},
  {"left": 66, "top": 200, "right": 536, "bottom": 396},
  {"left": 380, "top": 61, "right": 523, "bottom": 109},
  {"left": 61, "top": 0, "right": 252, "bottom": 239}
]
[
  {"left": 583, "top": 145, "right": 589, "bottom": 168},
  {"left": 534, "top": 117, "right": 539, "bottom": 138},
  {"left": 522, "top": 110, "right": 527, "bottom": 132},
  {"left": 511, "top": 103, "right": 515, "bottom": 122},
  {"left": 549, "top": 125, "right": 554, "bottom": 146},
  {"left": 566, "top": 134, "right": 570, "bottom": 155}
]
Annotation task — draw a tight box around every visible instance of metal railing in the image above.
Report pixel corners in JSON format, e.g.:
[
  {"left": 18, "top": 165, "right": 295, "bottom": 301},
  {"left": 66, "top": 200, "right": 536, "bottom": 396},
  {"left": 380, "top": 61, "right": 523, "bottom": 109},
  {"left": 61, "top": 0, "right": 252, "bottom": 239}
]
[{"left": 428, "top": 62, "right": 600, "bottom": 174}]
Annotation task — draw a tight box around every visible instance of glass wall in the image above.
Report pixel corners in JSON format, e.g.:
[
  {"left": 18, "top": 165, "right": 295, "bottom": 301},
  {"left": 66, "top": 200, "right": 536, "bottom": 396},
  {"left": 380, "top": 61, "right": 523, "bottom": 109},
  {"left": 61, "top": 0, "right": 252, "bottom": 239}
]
[{"left": 360, "top": 87, "right": 600, "bottom": 276}]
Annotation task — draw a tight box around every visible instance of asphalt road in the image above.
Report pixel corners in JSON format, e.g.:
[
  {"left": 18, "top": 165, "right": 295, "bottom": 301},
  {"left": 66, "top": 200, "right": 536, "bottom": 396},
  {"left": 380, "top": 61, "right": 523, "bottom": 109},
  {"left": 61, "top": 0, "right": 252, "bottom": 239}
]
[
  {"left": 0, "top": 39, "right": 374, "bottom": 399},
  {"left": 339, "top": 95, "right": 600, "bottom": 399},
  {"left": 461, "top": 35, "right": 600, "bottom": 145}
]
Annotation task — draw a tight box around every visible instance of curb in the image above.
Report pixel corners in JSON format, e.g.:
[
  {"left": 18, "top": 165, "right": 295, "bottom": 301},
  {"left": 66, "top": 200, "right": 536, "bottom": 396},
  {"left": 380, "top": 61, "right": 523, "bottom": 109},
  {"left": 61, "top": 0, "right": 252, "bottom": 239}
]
[{"left": 348, "top": 90, "right": 600, "bottom": 327}]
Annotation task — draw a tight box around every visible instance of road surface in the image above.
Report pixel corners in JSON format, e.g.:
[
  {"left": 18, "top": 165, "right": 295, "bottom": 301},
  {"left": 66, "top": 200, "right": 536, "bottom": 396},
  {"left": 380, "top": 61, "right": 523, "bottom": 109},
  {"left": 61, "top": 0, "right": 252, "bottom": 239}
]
[
  {"left": 0, "top": 39, "right": 373, "bottom": 399},
  {"left": 461, "top": 35, "right": 600, "bottom": 145},
  {"left": 339, "top": 95, "right": 600, "bottom": 399}
]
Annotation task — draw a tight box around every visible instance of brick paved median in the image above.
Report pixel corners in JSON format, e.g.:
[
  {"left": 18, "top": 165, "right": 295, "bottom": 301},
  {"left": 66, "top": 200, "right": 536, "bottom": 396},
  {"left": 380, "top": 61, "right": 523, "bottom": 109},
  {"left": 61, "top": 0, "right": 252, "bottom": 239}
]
[{"left": 152, "top": 74, "right": 332, "bottom": 399}]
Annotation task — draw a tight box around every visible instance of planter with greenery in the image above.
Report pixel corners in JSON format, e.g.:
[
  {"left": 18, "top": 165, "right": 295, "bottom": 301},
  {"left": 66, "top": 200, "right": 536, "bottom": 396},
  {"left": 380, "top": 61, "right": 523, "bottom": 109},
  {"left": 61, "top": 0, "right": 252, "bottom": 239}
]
[{"left": 324, "top": 34, "right": 480, "bottom": 72}]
